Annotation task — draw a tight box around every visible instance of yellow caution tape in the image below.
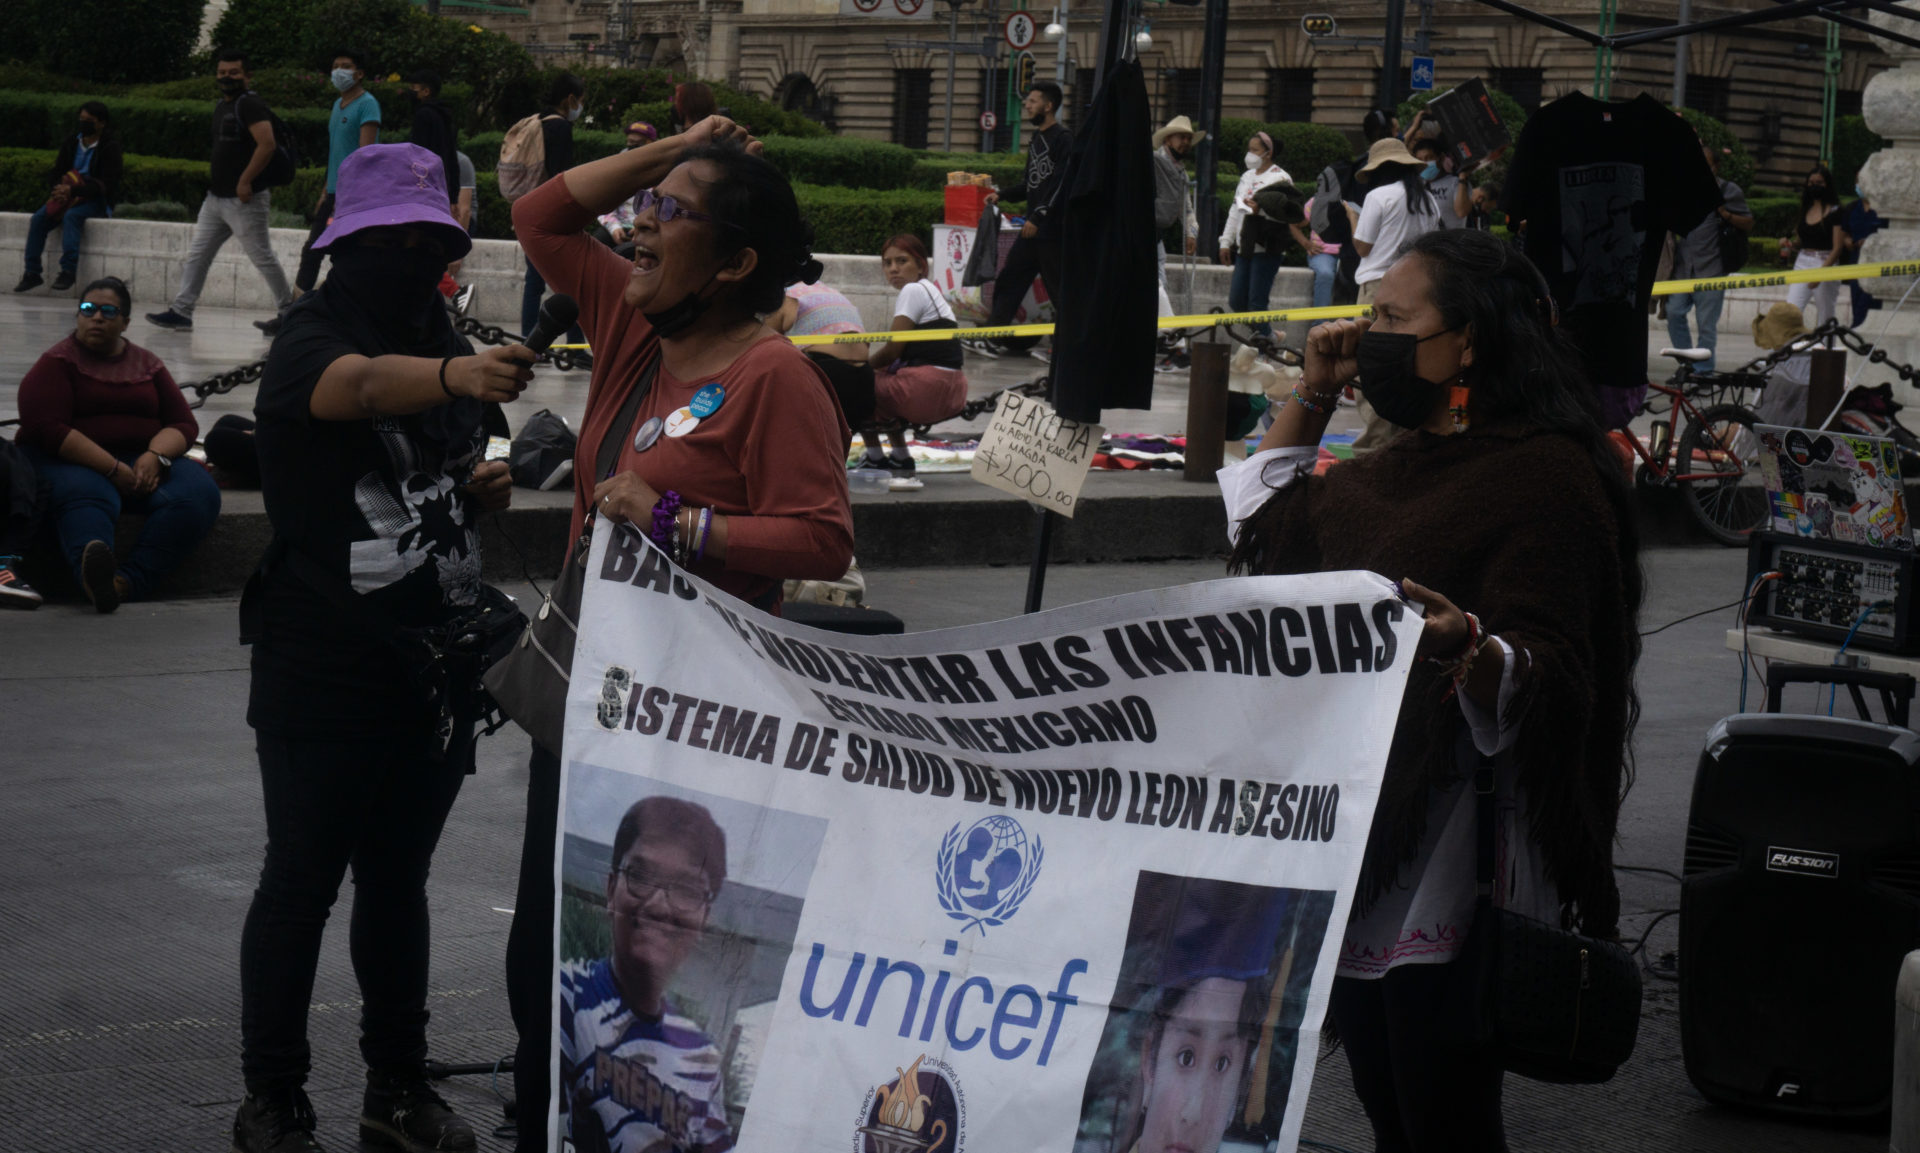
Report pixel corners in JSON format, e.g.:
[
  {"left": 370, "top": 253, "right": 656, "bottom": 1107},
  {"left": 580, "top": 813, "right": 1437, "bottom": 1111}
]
[{"left": 578, "top": 259, "right": 1920, "bottom": 351}]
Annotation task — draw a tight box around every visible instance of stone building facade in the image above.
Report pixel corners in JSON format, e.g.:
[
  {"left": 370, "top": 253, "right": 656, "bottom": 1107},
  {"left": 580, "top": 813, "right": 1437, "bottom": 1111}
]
[{"left": 474, "top": 0, "right": 1893, "bottom": 190}]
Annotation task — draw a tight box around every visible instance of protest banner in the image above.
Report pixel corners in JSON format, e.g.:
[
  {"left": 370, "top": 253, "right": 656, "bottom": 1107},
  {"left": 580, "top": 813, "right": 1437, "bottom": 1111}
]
[{"left": 549, "top": 522, "right": 1421, "bottom": 1153}]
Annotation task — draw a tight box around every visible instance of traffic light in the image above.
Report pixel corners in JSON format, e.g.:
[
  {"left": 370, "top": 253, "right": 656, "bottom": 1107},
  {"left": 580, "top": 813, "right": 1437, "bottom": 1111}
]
[
  {"left": 1301, "top": 13, "right": 1337, "bottom": 36},
  {"left": 1014, "top": 51, "right": 1036, "bottom": 95}
]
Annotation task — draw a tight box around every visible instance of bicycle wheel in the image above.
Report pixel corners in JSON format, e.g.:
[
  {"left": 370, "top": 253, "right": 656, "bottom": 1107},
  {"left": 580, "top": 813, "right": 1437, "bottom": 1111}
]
[{"left": 1678, "top": 403, "right": 1768, "bottom": 547}]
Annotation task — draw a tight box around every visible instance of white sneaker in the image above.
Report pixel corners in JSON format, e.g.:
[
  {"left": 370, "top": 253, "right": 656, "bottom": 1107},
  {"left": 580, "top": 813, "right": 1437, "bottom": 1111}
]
[{"left": 0, "top": 560, "right": 44, "bottom": 609}]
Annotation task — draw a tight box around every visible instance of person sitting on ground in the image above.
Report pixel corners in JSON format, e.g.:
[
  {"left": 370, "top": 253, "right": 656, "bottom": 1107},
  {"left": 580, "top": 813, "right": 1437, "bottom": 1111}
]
[
  {"left": 16, "top": 102, "right": 123, "bottom": 294},
  {"left": 560, "top": 795, "right": 735, "bottom": 1152},
  {"left": 866, "top": 233, "right": 967, "bottom": 473},
  {"left": 1221, "top": 227, "right": 1640, "bottom": 1150},
  {"left": 12, "top": 277, "right": 220, "bottom": 612},
  {"left": 774, "top": 277, "right": 875, "bottom": 431}
]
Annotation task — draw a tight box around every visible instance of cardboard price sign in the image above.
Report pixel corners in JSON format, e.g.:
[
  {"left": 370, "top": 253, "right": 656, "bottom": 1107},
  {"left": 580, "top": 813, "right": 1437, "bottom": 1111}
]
[{"left": 970, "top": 391, "right": 1103, "bottom": 517}]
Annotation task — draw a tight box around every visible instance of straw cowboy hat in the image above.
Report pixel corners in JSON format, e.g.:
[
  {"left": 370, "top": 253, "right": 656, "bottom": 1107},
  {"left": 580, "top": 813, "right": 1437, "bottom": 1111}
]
[
  {"left": 1153, "top": 115, "right": 1206, "bottom": 148},
  {"left": 1752, "top": 301, "right": 1812, "bottom": 351},
  {"left": 1357, "top": 136, "right": 1421, "bottom": 175}
]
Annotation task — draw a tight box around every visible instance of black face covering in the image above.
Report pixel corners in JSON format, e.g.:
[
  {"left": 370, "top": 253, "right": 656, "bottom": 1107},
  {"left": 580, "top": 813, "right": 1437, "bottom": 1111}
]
[
  {"left": 217, "top": 77, "right": 246, "bottom": 97},
  {"left": 1355, "top": 328, "right": 1459, "bottom": 429},
  {"left": 1803, "top": 183, "right": 1829, "bottom": 209},
  {"left": 327, "top": 244, "right": 448, "bottom": 335}
]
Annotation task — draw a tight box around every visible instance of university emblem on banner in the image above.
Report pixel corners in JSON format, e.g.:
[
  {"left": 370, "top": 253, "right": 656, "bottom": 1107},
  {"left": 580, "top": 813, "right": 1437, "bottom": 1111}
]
[
  {"left": 935, "top": 816, "right": 1042, "bottom": 935},
  {"left": 854, "top": 1053, "right": 963, "bottom": 1153}
]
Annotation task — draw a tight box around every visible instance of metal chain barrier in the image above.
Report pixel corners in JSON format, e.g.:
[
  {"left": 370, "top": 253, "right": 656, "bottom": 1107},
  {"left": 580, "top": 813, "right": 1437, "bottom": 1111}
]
[
  {"left": 184, "top": 359, "right": 267, "bottom": 410},
  {"left": 1727, "top": 320, "right": 1920, "bottom": 386}
]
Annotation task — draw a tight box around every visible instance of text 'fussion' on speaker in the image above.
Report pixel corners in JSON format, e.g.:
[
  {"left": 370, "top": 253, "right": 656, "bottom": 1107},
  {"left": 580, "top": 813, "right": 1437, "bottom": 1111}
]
[{"left": 1681, "top": 712, "right": 1920, "bottom": 1121}]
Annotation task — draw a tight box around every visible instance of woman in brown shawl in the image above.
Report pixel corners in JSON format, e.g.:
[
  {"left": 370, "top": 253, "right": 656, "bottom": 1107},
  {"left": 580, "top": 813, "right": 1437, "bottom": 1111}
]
[{"left": 1219, "top": 228, "right": 1641, "bottom": 1151}]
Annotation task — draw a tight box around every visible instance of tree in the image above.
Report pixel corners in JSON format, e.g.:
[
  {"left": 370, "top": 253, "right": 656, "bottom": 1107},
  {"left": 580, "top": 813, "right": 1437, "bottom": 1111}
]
[{"left": 7, "top": 0, "right": 206, "bottom": 84}]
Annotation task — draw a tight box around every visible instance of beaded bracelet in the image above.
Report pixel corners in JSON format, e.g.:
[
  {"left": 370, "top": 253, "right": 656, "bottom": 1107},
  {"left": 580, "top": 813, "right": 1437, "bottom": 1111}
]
[
  {"left": 1290, "top": 385, "right": 1338, "bottom": 415},
  {"left": 649, "top": 490, "right": 682, "bottom": 549}
]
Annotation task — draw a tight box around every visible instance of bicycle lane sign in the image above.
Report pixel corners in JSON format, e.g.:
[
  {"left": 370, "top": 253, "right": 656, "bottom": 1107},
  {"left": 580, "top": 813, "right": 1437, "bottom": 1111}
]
[{"left": 970, "top": 390, "right": 1105, "bottom": 516}]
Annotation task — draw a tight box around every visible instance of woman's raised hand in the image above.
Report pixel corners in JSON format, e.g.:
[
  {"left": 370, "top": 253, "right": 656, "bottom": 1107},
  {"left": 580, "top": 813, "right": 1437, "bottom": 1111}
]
[
  {"left": 1301, "top": 315, "right": 1371, "bottom": 398},
  {"left": 1399, "top": 578, "right": 1470, "bottom": 662},
  {"left": 682, "top": 115, "right": 762, "bottom": 156}
]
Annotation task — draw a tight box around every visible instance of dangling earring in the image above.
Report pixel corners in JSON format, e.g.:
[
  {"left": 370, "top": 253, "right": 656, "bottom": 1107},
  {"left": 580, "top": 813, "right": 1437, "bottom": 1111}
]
[{"left": 1448, "top": 377, "right": 1471, "bottom": 434}]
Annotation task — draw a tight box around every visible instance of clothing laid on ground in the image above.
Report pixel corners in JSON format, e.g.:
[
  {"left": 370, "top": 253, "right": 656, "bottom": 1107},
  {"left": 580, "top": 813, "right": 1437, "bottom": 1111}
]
[
  {"left": 513, "top": 175, "right": 855, "bottom": 607},
  {"left": 1353, "top": 181, "right": 1441, "bottom": 287},
  {"left": 407, "top": 98, "right": 460, "bottom": 204},
  {"left": 1052, "top": 59, "right": 1157, "bottom": 423},
  {"left": 324, "top": 91, "right": 381, "bottom": 193},
  {"left": 892, "top": 279, "right": 964, "bottom": 370},
  {"left": 1221, "top": 164, "right": 1294, "bottom": 253},
  {"left": 558, "top": 960, "right": 734, "bottom": 1153},
  {"left": 1503, "top": 92, "right": 1721, "bottom": 424},
  {"left": 20, "top": 443, "right": 221, "bottom": 600},
  {"left": 248, "top": 279, "right": 484, "bottom": 738},
  {"left": 15, "top": 335, "right": 197, "bottom": 457},
  {"left": 211, "top": 93, "right": 274, "bottom": 198},
  {"left": 1218, "top": 424, "right": 1633, "bottom": 942}
]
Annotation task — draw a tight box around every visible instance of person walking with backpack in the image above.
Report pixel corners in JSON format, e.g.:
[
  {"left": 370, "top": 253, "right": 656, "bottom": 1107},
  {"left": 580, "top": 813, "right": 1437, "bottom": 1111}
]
[
  {"left": 293, "top": 49, "right": 381, "bottom": 300},
  {"left": 1665, "top": 143, "right": 1751, "bottom": 371},
  {"left": 14, "top": 101, "right": 121, "bottom": 294},
  {"left": 509, "top": 74, "right": 588, "bottom": 356},
  {"left": 146, "top": 50, "right": 297, "bottom": 335}
]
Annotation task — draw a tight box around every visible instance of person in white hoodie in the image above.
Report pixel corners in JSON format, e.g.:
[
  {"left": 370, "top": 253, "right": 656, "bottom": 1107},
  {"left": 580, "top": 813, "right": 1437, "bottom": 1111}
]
[{"left": 1218, "top": 131, "right": 1292, "bottom": 336}]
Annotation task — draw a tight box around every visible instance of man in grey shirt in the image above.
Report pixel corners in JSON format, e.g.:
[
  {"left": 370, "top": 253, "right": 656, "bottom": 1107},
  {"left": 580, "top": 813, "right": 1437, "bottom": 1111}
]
[{"left": 1666, "top": 144, "right": 1753, "bottom": 371}]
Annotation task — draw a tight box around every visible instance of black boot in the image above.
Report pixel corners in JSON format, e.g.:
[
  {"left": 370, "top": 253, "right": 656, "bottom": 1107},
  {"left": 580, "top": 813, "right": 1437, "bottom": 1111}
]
[
  {"left": 231, "top": 1087, "right": 327, "bottom": 1152},
  {"left": 360, "top": 1070, "right": 477, "bottom": 1152}
]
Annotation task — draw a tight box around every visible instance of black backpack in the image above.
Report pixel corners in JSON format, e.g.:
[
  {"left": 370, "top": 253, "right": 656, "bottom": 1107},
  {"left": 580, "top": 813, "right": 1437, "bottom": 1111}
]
[
  {"left": 255, "top": 103, "right": 301, "bottom": 189},
  {"left": 1715, "top": 215, "right": 1747, "bottom": 279}
]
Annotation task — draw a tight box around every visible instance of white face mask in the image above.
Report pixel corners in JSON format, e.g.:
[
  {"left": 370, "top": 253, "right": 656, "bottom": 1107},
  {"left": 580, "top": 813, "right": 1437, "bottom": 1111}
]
[
  {"left": 567, "top": 103, "right": 584, "bottom": 122},
  {"left": 330, "top": 68, "right": 355, "bottom": 92},
  {"left": 1244, "top": 151, "right": 1263, "bottom": 171}
]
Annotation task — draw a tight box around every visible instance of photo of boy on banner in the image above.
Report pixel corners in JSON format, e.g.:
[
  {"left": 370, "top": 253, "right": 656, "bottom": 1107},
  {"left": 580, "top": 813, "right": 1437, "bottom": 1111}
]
[
  {"left": 1074, "top": 873, "right": 1336, "bottom": 1153},
  {"left": 556, "top": 769, "right": 828, "bottom": 1152}
]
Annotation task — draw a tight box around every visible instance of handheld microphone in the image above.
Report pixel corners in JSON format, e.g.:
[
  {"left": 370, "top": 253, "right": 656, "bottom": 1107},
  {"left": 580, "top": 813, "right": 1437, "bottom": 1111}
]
[{"left": 520, "top": 294, "right": 580, "bottom": 358}]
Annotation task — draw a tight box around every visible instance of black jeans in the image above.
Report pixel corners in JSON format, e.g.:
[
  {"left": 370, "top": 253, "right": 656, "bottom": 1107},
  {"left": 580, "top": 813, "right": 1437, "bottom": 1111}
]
[
  {"left": 1329, "top": 965, "right": 1508, "bottom": 1153},
  {"left": 507, "top": 743, "right": 562, "bottom": 1152},
  {"left": 239, "top": 727, "right": 467, "bottom": 1095},
  {"left": 295, "top": 193, "right": 334, "bottom": 293},
  {"left": 987, "top": 233, "right": 1063, "bottom": 328}
]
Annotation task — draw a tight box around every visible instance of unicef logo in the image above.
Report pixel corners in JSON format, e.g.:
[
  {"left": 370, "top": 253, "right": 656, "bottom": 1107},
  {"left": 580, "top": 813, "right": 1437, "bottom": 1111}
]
[{"left": 935, "top": 816, "right": 1043, "bottom": 935}]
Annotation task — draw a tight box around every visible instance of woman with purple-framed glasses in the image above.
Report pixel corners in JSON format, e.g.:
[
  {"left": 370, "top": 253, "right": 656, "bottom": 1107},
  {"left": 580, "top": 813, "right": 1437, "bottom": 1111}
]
[{"left": 508, "top": 115, "right": 853, "bottom": 1153}]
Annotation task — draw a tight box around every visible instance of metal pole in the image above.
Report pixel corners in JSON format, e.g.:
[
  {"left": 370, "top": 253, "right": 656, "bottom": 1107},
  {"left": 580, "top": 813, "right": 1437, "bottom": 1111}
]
[
  {"left": 944, "top": 1, "right": 959, "bottom": 151},
  {"left": 1380, "top": 0, "right": 1407, "bottom": 110},
  {"left": 1593, "top": 0, "right": 1617, "bottom": 98},
  {"left": 1194, "top": 0, "right": 1227, "bottom": 255},
  {"left": 1821, "top": 20, "right": 1840, "bottom": 167},
  {"left": 1671, "top": 0, "right": 1691, "bottom": 106},
  {"left": 1055, "top": 1, "right": 1070, "bottom": 84}
]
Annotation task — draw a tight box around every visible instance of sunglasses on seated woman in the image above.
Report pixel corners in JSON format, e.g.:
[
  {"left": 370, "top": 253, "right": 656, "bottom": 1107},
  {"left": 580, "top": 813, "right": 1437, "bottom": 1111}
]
[
  {"left": 77, "top": 302, "right": 123, "bottom": 319},
  {"left": 636, "top": 188, "right": 743, "bottom": 231}
]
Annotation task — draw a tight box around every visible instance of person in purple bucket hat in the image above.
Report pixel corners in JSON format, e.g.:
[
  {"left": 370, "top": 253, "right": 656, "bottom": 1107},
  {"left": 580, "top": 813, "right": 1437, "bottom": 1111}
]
[{"left": 232, "top": 142, "right": 536, "bottom": 1153}]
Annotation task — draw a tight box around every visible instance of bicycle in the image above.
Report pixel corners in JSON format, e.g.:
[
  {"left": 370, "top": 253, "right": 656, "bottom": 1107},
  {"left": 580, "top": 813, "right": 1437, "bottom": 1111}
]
[{"left": 1631, "top": 348, "right": 1772, "bottom": 547}]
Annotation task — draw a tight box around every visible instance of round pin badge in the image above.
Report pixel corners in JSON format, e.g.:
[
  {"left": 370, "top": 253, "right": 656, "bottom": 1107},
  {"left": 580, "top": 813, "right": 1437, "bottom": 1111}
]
[
  {"left": 663, "top": 407, "right": 700, "bottom": 438},
  {"left": 632, "top": 416, "right": 664, "bottom": 452},
  {"left": 690, "top": 383, "right": 726, "bottom": 419}
]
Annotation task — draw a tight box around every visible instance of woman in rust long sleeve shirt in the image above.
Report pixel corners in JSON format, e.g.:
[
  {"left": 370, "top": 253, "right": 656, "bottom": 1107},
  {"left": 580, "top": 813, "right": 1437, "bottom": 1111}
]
[
  {"left": 503, "top": 115, "right": 853, "bottom": 1151},
  {"left": 14, "top": 277, "right": 219, "bottom": 611}
]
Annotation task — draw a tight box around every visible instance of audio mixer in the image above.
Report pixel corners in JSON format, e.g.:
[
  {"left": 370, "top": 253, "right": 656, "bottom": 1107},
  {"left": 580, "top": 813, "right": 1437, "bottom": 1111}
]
[{"left": 1746, "top": 532, "right": 1919, "bottom": 652}]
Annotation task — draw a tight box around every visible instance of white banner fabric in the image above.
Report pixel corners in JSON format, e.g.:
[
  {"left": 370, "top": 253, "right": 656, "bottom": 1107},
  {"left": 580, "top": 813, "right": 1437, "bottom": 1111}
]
[{"left": 549, "top": 521, "right": 1420, "bottom": 1153}]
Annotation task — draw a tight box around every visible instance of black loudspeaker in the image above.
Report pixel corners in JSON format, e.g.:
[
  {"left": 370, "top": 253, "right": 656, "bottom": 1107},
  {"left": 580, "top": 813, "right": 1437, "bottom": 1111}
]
[{"left": 1681, "top": 711, "right": 1920, "bottom": 1120}]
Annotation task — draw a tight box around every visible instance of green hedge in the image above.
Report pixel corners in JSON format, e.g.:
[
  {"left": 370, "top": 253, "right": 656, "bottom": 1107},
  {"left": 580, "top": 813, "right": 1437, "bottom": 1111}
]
[
  {"left": 1746, "top": 236, "right": 1790, "bottom": 271},
  {"left": 0, "top": 90, "right": 340, "bottom": 172},
  {"left": 129, "top": 74, "right": 478, "bottom": 134},
  {"left": 1217, "top": 120, "right": 1352, "bottom": 188},
  {"left": 759, "top": 137, "right": 917, "bottom": 190},
  {"left": 0, "top": 147, "right": 326, "bottom": 217},
  {"left": 1674, "top": 107, "right": 1755, "bottom": 195},
  {"left": 1748, "top": 194, "right": 1798, "bottom": 239},
  {"left": 911, "top": 155, "right": 1025, "bottom": 194}
]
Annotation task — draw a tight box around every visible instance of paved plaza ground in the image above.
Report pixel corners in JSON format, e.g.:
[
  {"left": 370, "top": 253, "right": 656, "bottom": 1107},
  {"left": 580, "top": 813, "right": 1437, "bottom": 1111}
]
[{"left": 0, "top": 297, "right": 1887, "bottom": 1151}]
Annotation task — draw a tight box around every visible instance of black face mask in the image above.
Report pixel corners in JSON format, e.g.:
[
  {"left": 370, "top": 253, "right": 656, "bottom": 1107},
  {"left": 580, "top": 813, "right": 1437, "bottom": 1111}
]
[
  {"left": 328, "top": 244, "right": 448, "bottom": 334},
  {"left": 216, "top": 77, "right": 246, "bottom": 97},
  {"left": 1803, "top": 183, "right": 1829, "bottom": 207},
  {"left": 1355, "top": 328, "right": 1460, "bottom": 429},
  {"left": 643, "top": 261, "right": 736, "bottom": 338}
]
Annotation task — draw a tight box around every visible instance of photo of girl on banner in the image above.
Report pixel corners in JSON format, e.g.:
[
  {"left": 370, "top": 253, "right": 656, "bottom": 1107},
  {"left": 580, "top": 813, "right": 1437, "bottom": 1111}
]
[
  {"left": 1074, "top": 873, "right": 1336, "bottom": 1153},
  {"left": 556, "top": 768, "right": 828, "bottom": 1152}
]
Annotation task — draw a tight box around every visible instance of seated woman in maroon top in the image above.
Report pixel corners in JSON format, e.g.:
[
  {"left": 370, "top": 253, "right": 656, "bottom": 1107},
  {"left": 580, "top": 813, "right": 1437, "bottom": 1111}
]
[
  {"left": 506, "top": 116, "right": 853, "bottom": 1153},
  {"left": 13, "top": 277, "right": 220, "bottom": 611}
]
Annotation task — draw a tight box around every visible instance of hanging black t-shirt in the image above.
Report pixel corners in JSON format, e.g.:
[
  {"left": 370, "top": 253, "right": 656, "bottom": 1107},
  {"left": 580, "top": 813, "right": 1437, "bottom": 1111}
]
[
  {"left": 247, "top": 286, "right": 485, "bottom": 737},
  {"left": 1051, "top": 59, "right": 1157, "bottom": 423},
  {"left": 210, "top": 93, "right": 273, "bottom": 199},
  {"left": 1502, "top": 93, "right": 1721, "bottom": 421}
]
